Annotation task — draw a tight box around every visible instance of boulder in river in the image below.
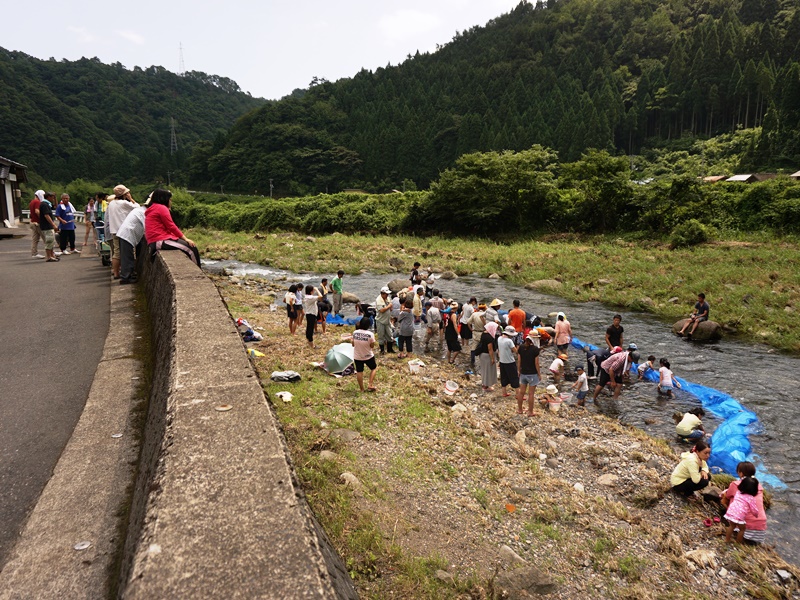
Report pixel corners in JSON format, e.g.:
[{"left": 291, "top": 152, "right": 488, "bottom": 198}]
[
  {"left": 439, "top": 271, "right": 458, "bottom": 280},
  {"left": 672, "top": 319, "right": 722, "bottom": 341},
  {"left": 387, "top": 278, "right": 410, "bottom": 293},
  {"left": 342, "top": 291, "right": 361, "bottom": 304}
]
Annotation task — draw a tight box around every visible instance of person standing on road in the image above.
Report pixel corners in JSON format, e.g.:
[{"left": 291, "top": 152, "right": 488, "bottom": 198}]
[
  {"left": 116, "top": 200, "right": 148, "bottom": 285},
  {"left": 82, "top": 196, "right": 98, "bottom": 248},
  {"left": 29, "top": 190, "right": 46, "bottom": 259},
  {"left": 55, "top": 193, "right": 79, "bottom": 255},
  {"left": 375, "top": 286, "right": 394, "bottom": 355},
  {"left": 330, "top": 270, "right": 344, "bottom": 316},
  {"left": 106, "top": 185, "right": 138, "bottom": 278},
  {"left": 38, "top": 192, "right": 59, "bottom": 262}
]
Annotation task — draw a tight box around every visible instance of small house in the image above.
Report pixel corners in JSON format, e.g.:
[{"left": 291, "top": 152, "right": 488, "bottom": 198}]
[
  {"left": 725, "top": 173, "right": 776, "bottom": 183},
  {"left": 0, "top": 155, "right": 28, "bottom": 227},
  {"left": 702, "top": 175, "right": 727, "bottom": 183},
  {"left": 790, "top": 170, "right": 800, "bottom": 180}
]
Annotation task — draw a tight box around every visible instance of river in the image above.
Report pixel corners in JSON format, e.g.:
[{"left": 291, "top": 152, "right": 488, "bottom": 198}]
[{"left": 205, "top": 259, "right": 799, "bottom": 565}]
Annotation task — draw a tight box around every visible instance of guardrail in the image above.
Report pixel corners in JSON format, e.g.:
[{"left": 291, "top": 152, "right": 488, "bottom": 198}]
[{"left": 22, "top": 210, "right": 86, "bottom": 223}]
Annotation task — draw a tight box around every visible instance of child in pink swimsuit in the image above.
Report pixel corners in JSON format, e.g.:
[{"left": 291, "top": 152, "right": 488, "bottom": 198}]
[{"left": 724, "top": 476, "right": 760, "bottom": 543}]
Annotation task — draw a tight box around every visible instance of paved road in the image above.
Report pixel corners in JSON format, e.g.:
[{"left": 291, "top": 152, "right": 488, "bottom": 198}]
[{"left": 0, "top": 233, "right": 109, "bottom": 568}]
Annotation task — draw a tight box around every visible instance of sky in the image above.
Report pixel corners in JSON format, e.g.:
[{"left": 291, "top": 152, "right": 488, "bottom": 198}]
[{"left": 4, "top": 0, "right": 522, "bottom": 100}]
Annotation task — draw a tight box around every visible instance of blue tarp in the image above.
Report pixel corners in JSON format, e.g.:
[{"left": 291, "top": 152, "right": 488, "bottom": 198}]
[{"left": 569, "top": 336, "right": 786, "bottom": 489}]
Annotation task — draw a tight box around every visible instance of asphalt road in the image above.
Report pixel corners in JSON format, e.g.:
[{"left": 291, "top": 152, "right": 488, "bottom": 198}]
[{"left": 0, "top": 233, "right": 110, "bottom": 568}]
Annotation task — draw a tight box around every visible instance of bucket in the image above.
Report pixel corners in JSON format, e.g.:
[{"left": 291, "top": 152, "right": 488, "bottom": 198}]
[
  {"left": 444, "top": 380, "right": 459, "bottom": 395},
  {"left": 408, "top": 359, "right": 425, "bottom": 374},
  {"left": 559, "top": 392, "right": 573, "bottom": 403},
  {"left": 548, "top": 399, "right": 563, "bottom": 413}
]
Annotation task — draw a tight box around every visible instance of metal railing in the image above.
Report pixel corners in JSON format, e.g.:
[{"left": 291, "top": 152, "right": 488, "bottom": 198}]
[{"left": 21, "top": 210, "right": 86, "bottom": 223}]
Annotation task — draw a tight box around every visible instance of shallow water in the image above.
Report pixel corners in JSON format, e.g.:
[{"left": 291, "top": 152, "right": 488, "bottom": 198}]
[{"left": 206, "top": 259, "right": 800, "bottom": 565}]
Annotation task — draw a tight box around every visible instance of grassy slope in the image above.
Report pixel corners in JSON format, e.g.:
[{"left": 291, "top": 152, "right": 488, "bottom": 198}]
[{"left": 193, "top": 229, "right": 800, "bottom": 353}]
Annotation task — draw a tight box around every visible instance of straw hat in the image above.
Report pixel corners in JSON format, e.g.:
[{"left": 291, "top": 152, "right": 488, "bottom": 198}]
[{"left": 490, "top": 298, "right": 504, "bottom": 307}]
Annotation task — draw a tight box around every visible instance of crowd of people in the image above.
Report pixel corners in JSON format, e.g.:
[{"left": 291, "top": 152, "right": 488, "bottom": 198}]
[{"left": 28, "top": 186, "right": 199, "bottom": 281}]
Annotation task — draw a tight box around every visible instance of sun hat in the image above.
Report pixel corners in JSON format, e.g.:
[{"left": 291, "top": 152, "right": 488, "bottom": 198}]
[
  {"left": 503, "top": 325, "right": 517, "bottom": 336},
  {"left": 557, "top": 353, "right": 569, "bottom": 360},
  {"left": 627, "top": 343, "right": 638, "bottom": 350},
  {"left": 546, "top": 384, "right": 559, "bottom": 395},
  {"left": 380, "top": 286, "right": 391, "bottom": 294},
  {"left": 113, "top": 184, "right": 130, "bottom": 196},
  {"left": 490, "top": 298, "right": 504, "bottom": 307},
  {"left": 450, "top": 301, "right": 459, "bottom": 308},
  {"left": 477, "top": 303, "right": 487, "bottom": 310},
  {"left": 526, "top": 329, "right": 541, "bottom": 340},
  {"left": 557, "top": 311, "right": 566, "bottom": 319},
  {"left": 484, "top": 322, "right": 499, "bottom": 338}
]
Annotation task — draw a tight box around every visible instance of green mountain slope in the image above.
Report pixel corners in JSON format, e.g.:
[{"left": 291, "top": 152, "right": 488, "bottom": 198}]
[
  {"left": 195, "top": 0, "right": 800, "bottom": 195},
  {"left": 0, "top": 48, "right": 265, "bottom": 182}
]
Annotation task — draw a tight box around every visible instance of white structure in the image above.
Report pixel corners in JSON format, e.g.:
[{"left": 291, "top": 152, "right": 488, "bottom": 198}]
[
  {"left": 790, "top": 170, "right": 800, "bottom": 180},
  {"left": 0, "top": 155, "right": 28, "bottom": 228}
]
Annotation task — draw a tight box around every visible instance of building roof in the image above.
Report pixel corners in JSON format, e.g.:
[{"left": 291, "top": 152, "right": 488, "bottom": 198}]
[
  {"left": 726, "top": 174, "right": 756, "bottom": 182},
  {"left": 789, "top": 170, "right": 800, "bottom": 179},
  {"left": 0, "top": 155, "right": 28, "bottom": 183},
  {"left": 702, "top": 175, "right": 727, "bottom": 183}
]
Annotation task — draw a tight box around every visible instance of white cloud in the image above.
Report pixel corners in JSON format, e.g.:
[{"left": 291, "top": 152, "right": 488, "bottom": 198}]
[
  {"left": 378, "top": 9, "right": 440, "bottom": 43},
  {"left": 67, "top": 26, "right": 95, "bottom": 44},
  {"left": 115, "top": 30, "right": 145, "bottom": 45}
]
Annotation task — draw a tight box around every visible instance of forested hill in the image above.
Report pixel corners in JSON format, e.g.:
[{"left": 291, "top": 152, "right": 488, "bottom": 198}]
[
  {"left": 0, "top": 47, "right": 265, "bottom": 183},
  {"left": 193, "top": 0, "right": 800, "bottom": 196}
]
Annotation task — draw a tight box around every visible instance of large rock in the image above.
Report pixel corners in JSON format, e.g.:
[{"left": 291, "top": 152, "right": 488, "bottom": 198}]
[
  {"left": 525, "top": 279, "right": 563, "bottom": 291},
  {"left": 387, "top": 278, "right": 410, "bottom": 293},
  {"left": 342, "top": 291, "right": 361, "bottom": 304},
  {"left": 496, "top": 566, "right": 557, "bottom": 597},
  {"left": 672, "top": 319, "right": 722, "bottom": 341},
  {"left": 439, "top": 271, "right": 458, "bottom": 280}
]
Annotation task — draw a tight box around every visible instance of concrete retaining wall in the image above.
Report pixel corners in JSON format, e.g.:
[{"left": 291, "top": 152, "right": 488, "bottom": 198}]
[{"left": 119, "top": 252, "right": 356, "bottom": 599}]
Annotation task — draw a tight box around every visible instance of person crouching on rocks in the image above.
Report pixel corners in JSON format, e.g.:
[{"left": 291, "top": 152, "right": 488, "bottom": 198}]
[{"left": 670, "top": 440, "right": 711, "bottom": 500}]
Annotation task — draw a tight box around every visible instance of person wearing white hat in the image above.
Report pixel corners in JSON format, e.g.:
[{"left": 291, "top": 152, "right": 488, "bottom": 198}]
[
  {"left": 498, "top": 326, "right": 519, "bottom": 397},
  {"left": 375, "top": 286, "right": 394, "bottom": 354},
  {"left": 105, "top": 184, "right": 138, "bottom": 278},
  {"left": 517, "top": 330, "right": 542, "bottom": 415}
]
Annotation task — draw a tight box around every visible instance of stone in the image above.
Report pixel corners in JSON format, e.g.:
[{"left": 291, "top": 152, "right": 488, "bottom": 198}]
[
  {"left": 597, "top": 278, "right": 612, "bottom": 285},
  {"left": 776, "top": 569, "right": 792, "bottom": 582},
  {"left": 672, "top": 319, "right": 723, "bottom": 341},
  {"left": 573, "top": 483, "right": 585, "bottom": 493},
  {"left": 785, "top": 305, "right": 795, "bottom": 313},
  {"left": 638, "top": 296, "right": 654, "bottom": 306},
  {"left": 451, "top": 403, "right": 467, "bottom": 414},
  {"left": 546, "top": 439, "right": 558, "bottom": 454},
  {"left": 644, "top": 418, "right": 658, "bottom": 425},
  {"left": 439, "top": 271, "right": 458, "bottom": 280},
  {"left": 387, "top": 278, "right": 410, "bottom": 293},
  {"left": 525, "top": 279, "right": 563, "bottom": 291},
  {"left": 511, "top": 487, "right": 532, "bottom": 497},
  {"left": 436, "top": 569, "right": 455, "bottom": 584},
  {"left": 538, "top": 453, "right": 548, "bottom": 461},
  {"left": 340, "top": 472, "right": 362, "bottom": 489},
  {"left": 514, "top": 430, "right": 526, "bottom": 446},
  {"left": 659, "top": 532, "right": 683, "bottom": 556},
  {"left": 304, "top": 236, "right": 316, "bottom": 242},
  {"left": 329, "top": 428, "right": 361, "bottom": 442},
  {"left": 499, "top": 544, "right": 527, "bottom": 565},
  {"left": 545, "top": 458, "right": 559, "bottom": 470},
  {"left": 488, "top": 273, "right": 501, "bottom": 279},
  {"left": 597, "top": 474, "right": 618, "bottom": 486},
  {"left": 496, "top": 565, "right": 556, "bottom": 597},
  {"left": 319, "top": 450, "right": 338, "bottom": 461},
  {"left": 668, "top": 296, "right": 680, "bottom": 304},
  {"left": 341, "top": 292, "right": 361, "bottom": 304},
  {"left": 718, "top": 567, "right": 728, "bottom": 578},
  {"left": 388, "top": 257, "right": 404, "bottom": 268},
  {"left": 645, "top": 458, "right": 660, "bottom": 470}
]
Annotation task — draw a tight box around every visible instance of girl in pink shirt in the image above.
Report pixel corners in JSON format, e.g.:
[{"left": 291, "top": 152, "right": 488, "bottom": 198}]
[
  {"left": 724, "top": 476, "right": 760, "bottom": 543},
  {"left": 144, "top": 189, "right": 200, "bottom": 266}
]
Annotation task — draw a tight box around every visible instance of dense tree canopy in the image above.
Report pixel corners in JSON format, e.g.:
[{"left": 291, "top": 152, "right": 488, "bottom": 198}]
[
  {"left": 192, "top": 0, "right": 800, "bottom": 195},
  {"left": 0, "top": 48, "right": 264, "bottom": 183}
]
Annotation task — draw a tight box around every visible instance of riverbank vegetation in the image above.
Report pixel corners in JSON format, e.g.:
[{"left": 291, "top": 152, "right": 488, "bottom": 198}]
[{"left": 214, "top": 278, "right": 799, "bottom": 598}]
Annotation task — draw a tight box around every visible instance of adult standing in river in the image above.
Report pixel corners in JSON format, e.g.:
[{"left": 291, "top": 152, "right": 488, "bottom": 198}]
[
  {"left": 330, "top": 270, "right": 344, "bottom": 316},
  {"left": 554, "top": 312, "right": 572, "bottom": 355},
  {"left": 605, "top": 314, "right": 624, "bottom": 350},
  {"left": 591, "top": 347, "right": 629, "bottom": 402},
  {"left": 375, "top": 286, "right": 394, "bottom": 354}
]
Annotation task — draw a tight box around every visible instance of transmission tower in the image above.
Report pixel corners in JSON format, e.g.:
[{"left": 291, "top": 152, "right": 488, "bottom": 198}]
[
  {"left": 178, "top": 42, "right": 185, "bottom": 76},
  {"left": 170, "top": 117, "right": 178, "bottom": 155}
]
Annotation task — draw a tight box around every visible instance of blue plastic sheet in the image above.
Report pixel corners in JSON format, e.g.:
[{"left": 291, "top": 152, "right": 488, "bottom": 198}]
[{"left": 569, "top": 336, "right": 786, "bottom": 489}]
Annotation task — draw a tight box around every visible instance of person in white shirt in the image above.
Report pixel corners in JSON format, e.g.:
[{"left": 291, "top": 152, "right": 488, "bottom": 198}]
[
  {"left": 570, "top": 365, "right": 589, "bottom": 405},
  {"left": 105, "top": 184, "right": 138, "bottom": 278},
  {"left": 302, "top": 285, "right": 322, "bottom": 349},
  {"left": 351, "top": 317, "right": 378, "bottom": 392},
  {"left": 658, "top": 358, "right": 681, "bottom": 397},
  {"left": 116, "top": 198, "right": 149, "bottom": 285}
]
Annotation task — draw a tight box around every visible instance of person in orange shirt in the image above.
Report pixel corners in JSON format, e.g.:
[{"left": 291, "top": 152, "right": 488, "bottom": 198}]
[{"left": 507, "top": 299, "right": 527, "bottom": 345}]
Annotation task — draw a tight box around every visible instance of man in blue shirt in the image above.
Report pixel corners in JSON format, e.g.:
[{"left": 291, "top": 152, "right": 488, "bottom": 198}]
[{"left": 55, "top": 193, "right": 79, "bottom": 255}]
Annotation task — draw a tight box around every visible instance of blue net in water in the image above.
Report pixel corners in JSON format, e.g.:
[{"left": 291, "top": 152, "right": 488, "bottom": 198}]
[{"left": 569, "top": 336, "right": 786, "bottom": 489}]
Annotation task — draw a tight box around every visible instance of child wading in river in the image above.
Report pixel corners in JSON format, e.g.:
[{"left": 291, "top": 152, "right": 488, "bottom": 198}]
[
  {"left": 724, "top": 476, "right": 760, "bottom": 543},
  {"left": 658, "top": 358, "right": 681, "bottom": 397}
]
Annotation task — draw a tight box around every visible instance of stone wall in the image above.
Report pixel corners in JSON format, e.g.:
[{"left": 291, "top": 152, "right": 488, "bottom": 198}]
[{"left": 118, "top": 251, "right": 357, "bottom": 599}]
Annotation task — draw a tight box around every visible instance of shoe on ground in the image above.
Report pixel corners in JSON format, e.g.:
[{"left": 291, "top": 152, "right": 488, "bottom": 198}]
[
  {"left": 120, "top": 278, "right": 134, "bottom": 285},
  {"left": 46, "top": 257, "right": 60, "bottom": 262},
  {"left": 54, "top": 251, "right": 63, "bottom": 256},
  {"left": 63, "top": 249, "right": 72, "bottom": 255},
  {"left": 32, "top": 254, "right": 45, "bottom": 259},
  {"left": 72, "top": 248, "right": 81, "bottom": 254}
]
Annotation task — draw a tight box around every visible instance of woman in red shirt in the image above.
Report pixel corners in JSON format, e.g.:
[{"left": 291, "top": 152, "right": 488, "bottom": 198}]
[{"left": 144, "top": 189, "right": 200, "bottom": 266}]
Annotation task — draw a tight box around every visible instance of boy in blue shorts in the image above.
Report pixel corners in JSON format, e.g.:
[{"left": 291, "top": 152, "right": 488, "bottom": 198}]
[{"left": 571, "top": 365, "right": 589, "bottom": 405}]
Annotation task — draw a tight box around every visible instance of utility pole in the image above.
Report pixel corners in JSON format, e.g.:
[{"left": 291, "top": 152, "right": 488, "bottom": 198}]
[
  {"left": 269, "top": 179, "right": 273, "bottom": 199},
  {"left": 178, "top": 43, "right": 185, "bottom": 76}
]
